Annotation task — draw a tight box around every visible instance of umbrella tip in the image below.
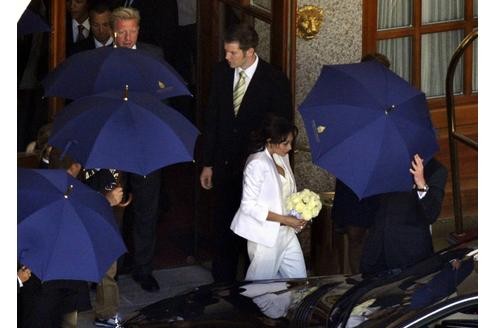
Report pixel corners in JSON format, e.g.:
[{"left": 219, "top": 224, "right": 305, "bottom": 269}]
[
  {"left": 158, "top": 80, "right": 167, "bottom": 89},
  {"left": 123, "top": 85, "right": 129, "bottom": 101},
  {"left": 64, "top": 184, "right": 74, "bottom": 199}
]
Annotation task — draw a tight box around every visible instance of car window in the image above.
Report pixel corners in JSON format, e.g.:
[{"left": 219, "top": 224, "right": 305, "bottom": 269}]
[{"left": 337, "top": 241, "right": 477, "bottom": 327}]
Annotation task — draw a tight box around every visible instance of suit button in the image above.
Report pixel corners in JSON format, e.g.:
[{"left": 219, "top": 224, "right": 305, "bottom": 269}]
[
  {"left": 225, "top": 160, "right": 229, "bottom": 165},
  {"left": 233, "top": 128, "right": 238, "bottom": 133}
]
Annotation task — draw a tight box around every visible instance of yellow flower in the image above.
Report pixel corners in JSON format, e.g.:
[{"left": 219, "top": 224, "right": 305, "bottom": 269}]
[
  {"left": 301, "top": 209, "right": 313, "bottom": 220},
  {"left": 286, "top": 189, "right": 322, "bottom": 221}
]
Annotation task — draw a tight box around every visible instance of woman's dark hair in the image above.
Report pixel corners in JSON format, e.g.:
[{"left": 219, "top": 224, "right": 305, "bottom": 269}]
[{"left": 249, "top": 114, "right": 298, "bottom": 153}]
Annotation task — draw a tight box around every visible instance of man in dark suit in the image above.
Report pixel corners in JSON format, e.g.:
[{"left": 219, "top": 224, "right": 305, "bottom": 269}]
[
  {"left": 71, "top": 2, "right": 113, "bottom": 54},
  {"left": 111, "top": 6, "right": 163, "bottom": 293},
  {"left": 66, "top": 0, "right": 92, "bottom": 56},
  {"left": 116, "top": 0, "right": 178, "bottom": 64},
  {"left": 199, "top": 23, "right": 293, "bottom": 283},
  {"left": 360, "top": 154, "right": 448, "bottom": 277}
]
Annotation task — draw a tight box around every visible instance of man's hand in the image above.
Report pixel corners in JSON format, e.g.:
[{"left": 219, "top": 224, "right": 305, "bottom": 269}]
[
  {"left": 105, "top": 186, "right": 124, "bottom": 207},
  {"left": 18, "top": 266, "right": 31, "bottom": 283},
  {"left": 200, "top": 166, "right": 213, "bottom": 190},
  {"left": 409, "top": 153, "right": 426, "bottom": 188}
]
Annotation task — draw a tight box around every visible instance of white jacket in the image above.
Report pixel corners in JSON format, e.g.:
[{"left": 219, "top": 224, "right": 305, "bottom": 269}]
[{"left": 230, "top": 148, "right": 296, "bottom": 247}]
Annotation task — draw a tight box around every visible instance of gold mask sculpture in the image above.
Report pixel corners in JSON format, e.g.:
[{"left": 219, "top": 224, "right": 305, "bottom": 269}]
[{"left": 296, "top": 5, "right": 324, "bottom": 40}]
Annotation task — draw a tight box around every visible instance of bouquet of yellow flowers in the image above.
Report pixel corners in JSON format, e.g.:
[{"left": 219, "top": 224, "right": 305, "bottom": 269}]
[{"left": 285, "top": 189, "right": 322, "bottom": 221}]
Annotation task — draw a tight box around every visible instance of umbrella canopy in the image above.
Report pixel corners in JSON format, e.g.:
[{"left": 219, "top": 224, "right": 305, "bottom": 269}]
[
  {"left": 17, "top": 168, "right": 127, "bottom": 282},
  {"left": 299, "top": 61, "right": 439, "bottom": 199},
  {"left": 48, "top": 90, "right": 199, "bottom": 176},
  {"left": 41, "top": 46, "right": 191, "bottom": 100},
  {"left": 17, "top": 8, "right": 50, "bottom": 37}
]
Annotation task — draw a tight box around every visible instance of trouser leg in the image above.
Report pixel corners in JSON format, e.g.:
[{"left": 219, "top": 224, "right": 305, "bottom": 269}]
[
  {"left": 130, "top": 170, "right": 162, "bottom": 275},
  {"left": 246, "top": 241, "right": 278, "bottom": 280},
  {"left": 347, "top": 226, "right": 367, "bottom": 274},
  {"left": 61, "top": 311, "right": 78, "bottom": 328},
  {"left": 94, "top": 261, "right": 119, "bottom": 320},
  {"left": 278, "top": 230, "right": 307, "bottom": 279},
  {"left": 211, "top": 174, "right": 244, "bottom": 283}
]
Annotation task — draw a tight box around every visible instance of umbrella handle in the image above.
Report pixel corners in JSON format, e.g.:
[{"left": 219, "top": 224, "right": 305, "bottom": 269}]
[
  {"left": 116, "top": 192, "right": 132, "bottom": 207},
  {"left": 109, "top": 170, "right": 133, "bottom": 208}
]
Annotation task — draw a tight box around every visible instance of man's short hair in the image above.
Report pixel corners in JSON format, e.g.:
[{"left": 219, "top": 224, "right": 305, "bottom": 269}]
[
  {"left": 89, "top": 1, "right": 111, "bottom": 16},
  {"left": 224, "top": 23, "right": 259, "bottom": 51},
  {"left": 111, "top": 6, "right": 140, "bottom": 29},
  {"left": 361, "top": 53, "right": 391, "bottom": 68}
]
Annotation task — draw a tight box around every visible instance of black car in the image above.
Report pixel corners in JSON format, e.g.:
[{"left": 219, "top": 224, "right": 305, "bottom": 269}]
[{"left": 123, "top": 238, "right": 477, "bottom": 328}]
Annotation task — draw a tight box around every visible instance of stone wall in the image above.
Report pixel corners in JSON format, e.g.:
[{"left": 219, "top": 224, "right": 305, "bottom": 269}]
[
  {"left": 294, "top": 0, "right": 363, "bottom": 193},
  {"left": 294, "top": 0, "right": 363, "bottom": 267}
]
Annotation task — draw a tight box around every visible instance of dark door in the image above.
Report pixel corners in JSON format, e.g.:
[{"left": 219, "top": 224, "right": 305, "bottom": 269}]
[{"left": 188, "top": 0, "right": 295, "bottom": 265}]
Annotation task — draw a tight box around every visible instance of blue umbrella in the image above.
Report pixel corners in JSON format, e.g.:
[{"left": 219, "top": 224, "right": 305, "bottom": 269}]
[
  {"left": 17, "top": 168, "right": 127, "bottom": 282},
  {"left": 48, "top": 90, "right": 199, "bottom": 176},
  {"left": 41, "top": 46, "right": 191, "bottom": 100},
  {"left": 17, "top": 8, "right": 50, "bottom": 37},
  {"left": 299, "top": 61, "right": 439, "bottom": 199}
]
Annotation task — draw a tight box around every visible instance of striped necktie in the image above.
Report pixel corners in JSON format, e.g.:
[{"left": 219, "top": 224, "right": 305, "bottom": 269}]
[{"left": 233, "top": 70, "right": 247, "bottom": 116}]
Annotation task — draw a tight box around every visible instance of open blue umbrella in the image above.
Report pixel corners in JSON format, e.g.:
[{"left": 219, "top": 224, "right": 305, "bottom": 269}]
[
  {"left": 48, "top": 90, "right": 199, "bottom": 176},
  {"left": 41, "top": 46, "right": 191, "bottom": 100},
  {"left": 17, "top": 168, "right": 127, "bottom": 282},
  {"left": 17, "top": 8, "right": 50, "bottom": 37},
  {"left": 299, "top": 61, "right": 439, "bottom": 199}
]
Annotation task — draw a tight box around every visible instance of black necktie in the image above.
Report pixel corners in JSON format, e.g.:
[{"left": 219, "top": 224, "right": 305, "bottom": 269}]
[{"left": 76, "top": 24, "right": 85, "bottom": 42}]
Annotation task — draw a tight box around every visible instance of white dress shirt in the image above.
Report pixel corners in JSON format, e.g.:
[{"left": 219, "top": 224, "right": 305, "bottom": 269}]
[
  {"left": 233, "top": 54, "right": 259, "bottom": 91},
  {"left": 71, "top": 18, "right": 90, "bottom": 42}
]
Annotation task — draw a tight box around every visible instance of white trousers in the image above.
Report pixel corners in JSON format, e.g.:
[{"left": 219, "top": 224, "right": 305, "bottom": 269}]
[{"left": 245, "top": 226, "right": 307, "bottom": 280}]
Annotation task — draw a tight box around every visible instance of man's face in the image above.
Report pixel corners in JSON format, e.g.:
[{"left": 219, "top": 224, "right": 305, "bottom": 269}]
[
  {"left": 224, "top": 42, "right": 252, "bottom": 69},
  {"left": 90, "top": 11, "right": 112, "bottom": 44},
  {"left": 113, "top": 19, "right": 139, "bottom": 48},
  {"left": 68, "top": 0, "right": 89, "bottom": 23}
]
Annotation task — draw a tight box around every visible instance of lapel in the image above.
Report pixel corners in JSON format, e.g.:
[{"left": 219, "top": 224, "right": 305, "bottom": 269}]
[
  {"left": 263, "top": 148, "right": 284, "bottom": 205},
  {"left": 279, "top": 154, "right": 297, "bottom": 194}
]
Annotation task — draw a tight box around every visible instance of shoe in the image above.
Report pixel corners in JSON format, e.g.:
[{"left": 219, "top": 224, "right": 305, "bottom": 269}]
[
  {"left": 132, "top": 273, "right": 160, "bottom": 292},
  {"left": 94, "top": 315, "right": 121, "bottom": 327}
]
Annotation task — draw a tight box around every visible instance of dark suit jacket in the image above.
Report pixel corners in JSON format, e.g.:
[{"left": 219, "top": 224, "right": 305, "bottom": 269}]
[
  {"left": 331, "top": 179, "right": 379, "bottom": 229},
  {"left": 116, "top": 0, "right": 178, "bottom": 63},
  {"left": 360, "top": 158, "right": 448, "bottom": 275},
  {"left": 202, "top": 58, "right": 292, "bottom": 182},
  {"left": 69, "top": 35, "right": 96, "bottom": 55},
  {"left": 136, "top": 41, "right": 164, "bottom": 60},
  {"left": 66, "top": 17, "right": 90, "bottom": 56}
]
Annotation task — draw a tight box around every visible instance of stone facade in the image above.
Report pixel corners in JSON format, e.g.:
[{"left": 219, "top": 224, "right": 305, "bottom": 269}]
[
  {"left": 294, "top": 0, "right": 363, "bottom": 194},
  {"left": 294, "top": 0, "right": 363, "bottom": 265}
]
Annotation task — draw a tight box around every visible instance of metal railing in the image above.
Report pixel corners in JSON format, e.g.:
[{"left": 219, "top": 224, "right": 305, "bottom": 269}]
[{"left": 445, "top": 29, "right": 478, "bottom": 235}]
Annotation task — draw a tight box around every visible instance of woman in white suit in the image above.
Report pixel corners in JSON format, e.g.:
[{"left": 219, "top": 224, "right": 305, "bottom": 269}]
[{"left": 230, "top": 115, "right": 307, "bottom": 280}]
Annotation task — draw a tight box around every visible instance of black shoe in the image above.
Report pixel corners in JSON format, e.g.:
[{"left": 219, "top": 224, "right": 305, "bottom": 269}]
[{"left": 132, "top": 273, "right": 160, "bottom": 292}]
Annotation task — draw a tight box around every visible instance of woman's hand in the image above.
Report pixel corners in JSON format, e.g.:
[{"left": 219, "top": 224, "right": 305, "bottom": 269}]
[{"left": 284, "top": 215, "right": 307, "bottom": 232}]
